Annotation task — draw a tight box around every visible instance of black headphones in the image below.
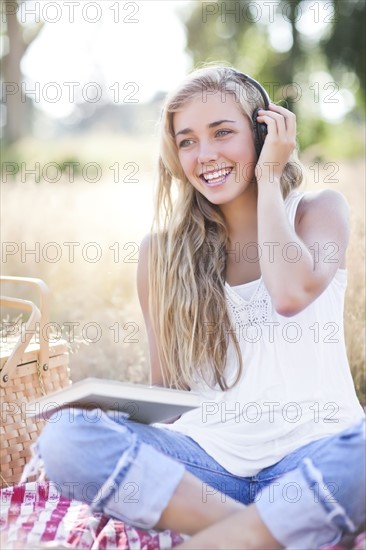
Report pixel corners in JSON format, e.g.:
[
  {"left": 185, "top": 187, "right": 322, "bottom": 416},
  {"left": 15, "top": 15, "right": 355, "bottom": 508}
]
[{"left": 231, "top": 70, "right": 270, "bottom": 157}]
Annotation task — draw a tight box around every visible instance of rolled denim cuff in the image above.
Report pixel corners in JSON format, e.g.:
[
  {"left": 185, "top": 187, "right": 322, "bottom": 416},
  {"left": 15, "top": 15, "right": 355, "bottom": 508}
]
[
  {"left": 91, "top": 438, "right": 185, "bottom": 529},
  {"left": 255, "top": 458, "right": 354, "bottom": 549}
]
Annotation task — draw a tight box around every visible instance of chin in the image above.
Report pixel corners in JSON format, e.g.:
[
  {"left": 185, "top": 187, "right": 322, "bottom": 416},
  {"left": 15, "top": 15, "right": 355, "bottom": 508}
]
[{"left": 204, "top": 193, "right": 236, "bottom": 207}]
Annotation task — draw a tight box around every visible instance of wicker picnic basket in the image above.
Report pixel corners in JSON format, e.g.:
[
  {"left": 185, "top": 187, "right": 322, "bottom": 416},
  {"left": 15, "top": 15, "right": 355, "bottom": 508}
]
[{"left": 0, "top": 276, "right": 71, "bottom": 488}]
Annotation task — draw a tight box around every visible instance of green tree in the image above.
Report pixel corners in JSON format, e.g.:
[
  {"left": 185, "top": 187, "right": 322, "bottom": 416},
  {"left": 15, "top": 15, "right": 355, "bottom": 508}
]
[
  {"left": 184, "top": 0, "right": 305, "bottom": 112},
  {"left": 322, "top": 0, "right": 365, "bottom": 108},
  {"left": 184, "top": 0, "right": 365, "bottom": 110},
  {"left": 1, "top": 0, "right": 43, "bottom": 143}
]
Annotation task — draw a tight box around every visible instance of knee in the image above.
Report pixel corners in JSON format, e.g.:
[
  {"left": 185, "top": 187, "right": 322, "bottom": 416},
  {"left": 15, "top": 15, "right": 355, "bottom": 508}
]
[
  {"left": 37, "top": 407, "right": 136, "bottom": 491},
  {"left": 37, "top": 408, "right": 92, "bottom": 483}
]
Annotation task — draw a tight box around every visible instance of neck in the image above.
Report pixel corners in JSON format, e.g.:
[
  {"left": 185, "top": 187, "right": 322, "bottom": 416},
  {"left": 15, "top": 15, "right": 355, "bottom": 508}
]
[{"left": 219, "top": 182, "right": 258, "bottom": 239}]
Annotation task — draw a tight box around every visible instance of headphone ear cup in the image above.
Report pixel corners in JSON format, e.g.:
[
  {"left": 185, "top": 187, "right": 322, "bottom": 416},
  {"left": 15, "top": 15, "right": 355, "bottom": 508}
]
[{"left": 252, "top": 107, "right": 268, "bottom": 157}]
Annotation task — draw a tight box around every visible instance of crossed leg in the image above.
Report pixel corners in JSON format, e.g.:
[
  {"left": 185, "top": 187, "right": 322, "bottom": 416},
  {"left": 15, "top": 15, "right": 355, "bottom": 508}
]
[{"left": 155, "top": 471, "right": 281, "bottom": 549}]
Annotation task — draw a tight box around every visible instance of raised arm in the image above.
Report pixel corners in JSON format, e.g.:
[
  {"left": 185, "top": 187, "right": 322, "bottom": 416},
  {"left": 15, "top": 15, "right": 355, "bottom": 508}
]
[
  {"left": 255, "top": 103, "right": 349, "bottom": 316},
  {"left": 257, "top": 186, "right": 349, "bottom": 316},
  {"left": 137, "top": 234, "right": 165, "bottom": 386}
]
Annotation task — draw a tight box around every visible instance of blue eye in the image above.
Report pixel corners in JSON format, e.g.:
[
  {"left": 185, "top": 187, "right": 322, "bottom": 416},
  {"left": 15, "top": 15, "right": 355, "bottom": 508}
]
[
  {"left": 178, "top": 139, "right": 194, "bottom": 148},
  {"left": 216, "top": 129, "right": 232, "bottom": 137}
]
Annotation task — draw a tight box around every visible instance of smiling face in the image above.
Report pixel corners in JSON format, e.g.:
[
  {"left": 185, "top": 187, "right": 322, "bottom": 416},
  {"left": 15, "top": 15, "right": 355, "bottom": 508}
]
[{"left": 173, "top": 91, "right": 257, "bottom": 206}]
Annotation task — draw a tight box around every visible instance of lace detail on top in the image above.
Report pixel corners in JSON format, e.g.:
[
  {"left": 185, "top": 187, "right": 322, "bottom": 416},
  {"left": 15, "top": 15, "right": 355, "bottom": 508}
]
[
  {"left": 224, "top": 191, "right": 304, "bottom": 332},
  {"left": 225, "top": 280, "right": 271, "bottom": 331}
]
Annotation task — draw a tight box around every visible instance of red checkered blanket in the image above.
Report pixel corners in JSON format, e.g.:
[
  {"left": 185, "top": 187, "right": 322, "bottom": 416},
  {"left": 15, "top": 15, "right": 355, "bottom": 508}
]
[
  {"left": 1, "top": 482, "right": 365, "bottom": 549},
  {"left": 0, "top": 482, "right": 185, "bottom": 549}
]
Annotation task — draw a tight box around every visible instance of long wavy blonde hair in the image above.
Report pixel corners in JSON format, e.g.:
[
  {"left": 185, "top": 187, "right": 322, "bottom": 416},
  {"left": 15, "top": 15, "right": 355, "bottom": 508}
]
[{"left": 148, "top": 65, "right": 303, "bottom": 390}]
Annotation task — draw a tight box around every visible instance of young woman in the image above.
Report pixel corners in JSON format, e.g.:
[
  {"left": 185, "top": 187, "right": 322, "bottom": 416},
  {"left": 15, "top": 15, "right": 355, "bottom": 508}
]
[{"left": 36, "top": 65, "right": 365, "bottom": 547}]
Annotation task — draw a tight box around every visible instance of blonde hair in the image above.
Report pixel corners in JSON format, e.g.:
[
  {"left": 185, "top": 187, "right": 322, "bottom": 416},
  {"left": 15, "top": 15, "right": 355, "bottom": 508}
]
[{"left": 149, "top": 65, "right": 303, "bottom": 390}]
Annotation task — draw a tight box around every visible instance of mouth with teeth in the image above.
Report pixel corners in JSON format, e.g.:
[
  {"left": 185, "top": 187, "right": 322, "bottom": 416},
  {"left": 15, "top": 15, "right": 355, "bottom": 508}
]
[{"left": 200, "top": 167, "right": 233, "bottom": 187}]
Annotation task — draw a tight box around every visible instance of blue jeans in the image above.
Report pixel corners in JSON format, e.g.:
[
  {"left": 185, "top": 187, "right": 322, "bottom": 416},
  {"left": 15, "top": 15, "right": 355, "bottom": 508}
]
[{"left": 35, "top": 409, "right": 365, "bottom": 548}]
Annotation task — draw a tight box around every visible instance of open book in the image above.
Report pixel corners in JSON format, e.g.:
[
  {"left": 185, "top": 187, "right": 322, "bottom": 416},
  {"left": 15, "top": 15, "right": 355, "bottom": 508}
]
[{"left": 27, "top": 378, "right": 201, "bottom": 424}]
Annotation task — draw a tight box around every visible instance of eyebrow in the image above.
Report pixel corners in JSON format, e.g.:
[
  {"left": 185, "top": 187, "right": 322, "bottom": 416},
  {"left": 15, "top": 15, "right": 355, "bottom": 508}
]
[{"left": 174, "top": 119, "right": 237, "bottom": 138}]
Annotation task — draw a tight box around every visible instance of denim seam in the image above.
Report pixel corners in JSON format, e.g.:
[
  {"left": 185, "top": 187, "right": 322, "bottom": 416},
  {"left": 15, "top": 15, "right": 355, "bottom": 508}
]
[
  {"left": 94, "top": 433, "right": 141, "bottom": 511},
  {"left": 253, "top": 436, "right": 335, "bottom": 483},
  {"left": 301, "top": 457, "right": 357, "bottom": 533},
  {"left": 178, "top": 457, "right": 249, "bottom": 480},
  {"left": 176, "top": 436, "right": 249, "bottom": 478}
]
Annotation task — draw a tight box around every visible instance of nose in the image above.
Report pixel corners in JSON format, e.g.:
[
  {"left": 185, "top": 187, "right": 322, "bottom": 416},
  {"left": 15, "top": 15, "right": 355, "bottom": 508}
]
[{"left": 197, "top": 140, "right": 219, "bottom": 165}]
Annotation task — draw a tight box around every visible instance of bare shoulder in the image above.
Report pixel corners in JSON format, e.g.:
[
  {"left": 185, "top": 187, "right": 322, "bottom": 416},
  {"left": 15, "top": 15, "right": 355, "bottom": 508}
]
[
  {"left": 296, "top": 189, "right": 350, "bottom": 226},
  {"left": 136, "top": 232, "right": 165, "bottom": 386},
  {"left": 295, "top": 190, "right": 350, "bottom": 269},
  {"left": 137, "top": 233, "right": 151, "bottom": 305},
  {"left": 139, "top": 233, "right": 151, "bottom": 258},
  {"left": 138, "top": 232, "right": 158, "bottom": 265},
  {"left": 137, "top": 232, "right": 159, "bottom": 303}
]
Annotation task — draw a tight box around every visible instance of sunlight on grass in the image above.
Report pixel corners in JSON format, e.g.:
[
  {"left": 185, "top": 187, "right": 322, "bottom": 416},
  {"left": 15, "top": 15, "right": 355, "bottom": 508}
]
[{"left": 1, "top": 177, "right": 155, "bottom": 384}]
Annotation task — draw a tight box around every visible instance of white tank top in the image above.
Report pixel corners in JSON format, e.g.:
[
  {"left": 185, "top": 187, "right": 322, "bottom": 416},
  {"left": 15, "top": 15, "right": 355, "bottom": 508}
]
[{"left": 158, "top": 191, "right": 365, "bottom": 476}]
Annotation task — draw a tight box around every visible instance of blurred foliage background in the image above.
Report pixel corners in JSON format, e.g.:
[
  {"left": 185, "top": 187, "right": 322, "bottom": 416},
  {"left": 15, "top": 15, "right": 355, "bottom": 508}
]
[{"left": 1, "top": 0, "right": 365, "bottom": 404}]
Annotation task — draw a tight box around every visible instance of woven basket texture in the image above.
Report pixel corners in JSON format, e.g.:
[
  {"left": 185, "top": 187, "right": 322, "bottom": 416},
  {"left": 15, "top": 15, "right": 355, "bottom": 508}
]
[{"left": 1, "top": 340, "right": 71, "bottom": 488}]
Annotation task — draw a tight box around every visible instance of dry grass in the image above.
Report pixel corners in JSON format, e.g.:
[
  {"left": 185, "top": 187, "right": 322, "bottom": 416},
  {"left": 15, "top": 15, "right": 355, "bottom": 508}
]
[
  {"left": 1, "top": 138, "right": 365, "bottom": 404},
  {"left": 1, "top": 177, "right": 154, "bottom": 385},
  {"left": 301, "top": 154, "right": 365, "bottom": 404}
]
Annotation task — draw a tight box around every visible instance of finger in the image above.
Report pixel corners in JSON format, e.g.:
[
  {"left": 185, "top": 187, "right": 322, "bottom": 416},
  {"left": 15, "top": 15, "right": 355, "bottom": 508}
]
[
  {"left": 258, "top": 110, "right": 287, "bottom": 139},
  {"left": 268, "top": 102, "right": 295, "bottom": 118},
  {"left": 268, "top": 103, "right": 296, "bottom": 134},
  {"left": 258, "top": 108, "right": 296, "bottom": 142},
  {"left": 256, "top": 114, "right": 279, "bottom": 137}
]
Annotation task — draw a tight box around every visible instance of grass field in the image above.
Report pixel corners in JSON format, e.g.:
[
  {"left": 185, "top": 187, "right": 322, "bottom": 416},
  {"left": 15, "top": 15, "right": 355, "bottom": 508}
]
[{"left": 1, "top": 136, "right": 365, "bottom": 404}]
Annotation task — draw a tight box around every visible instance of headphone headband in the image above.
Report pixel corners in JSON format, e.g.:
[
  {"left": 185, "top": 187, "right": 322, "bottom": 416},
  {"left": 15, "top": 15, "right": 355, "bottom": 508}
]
[
  {"left": 231, "top": 70, "right": 270, "bottom": 157},
  {"left": 231, "top": 70, "right": 270, "bottom": 109}
]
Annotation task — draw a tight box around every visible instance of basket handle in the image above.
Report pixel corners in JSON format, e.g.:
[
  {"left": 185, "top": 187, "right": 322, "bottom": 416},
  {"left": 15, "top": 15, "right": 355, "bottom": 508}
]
[{"left": 0, "top": 277, "right": 50, "bottom": 387}]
